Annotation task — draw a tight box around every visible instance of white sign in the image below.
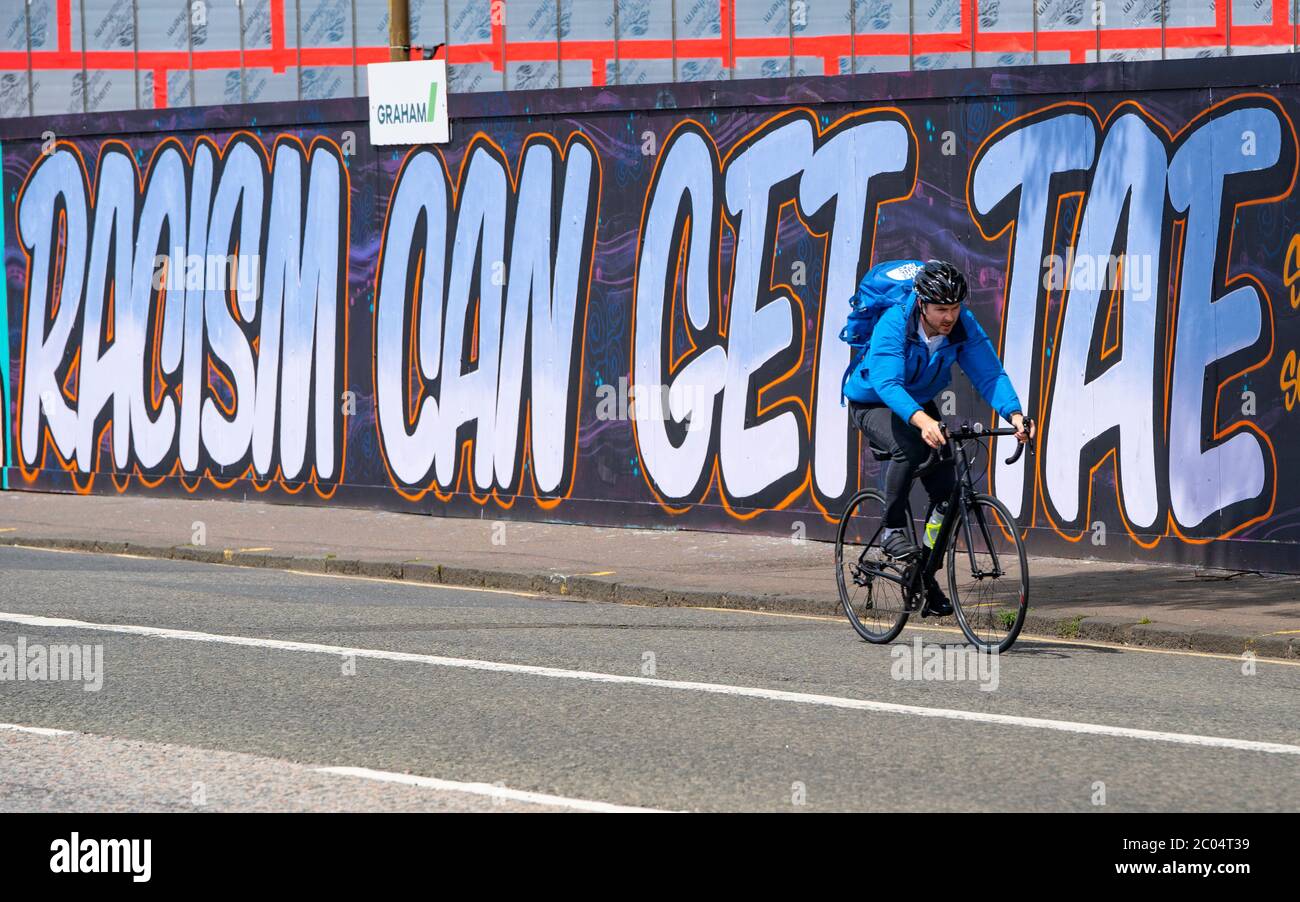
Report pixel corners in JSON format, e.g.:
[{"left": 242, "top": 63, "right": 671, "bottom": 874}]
[{"left": 367, "top": 59, "right": 450, "bottom": 146}]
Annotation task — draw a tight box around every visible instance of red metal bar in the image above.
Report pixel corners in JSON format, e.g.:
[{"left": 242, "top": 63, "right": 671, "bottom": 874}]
[
  {"left": 11, "top": 3, "right": 1297, "bottom": 107},
  {"left": 721, "top": 0, "right": 735, "bottom": 68},
  {"left": 58, "top": 0, "right": 72, "bottom": 54},
  {"left": 491, "top": 0, "right": 506, "bottom": 72},
  {"left": 270, "top": 0, "right": 288, "bottom": 72}
]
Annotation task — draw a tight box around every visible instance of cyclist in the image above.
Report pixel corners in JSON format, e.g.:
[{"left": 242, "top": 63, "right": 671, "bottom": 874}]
[{"left": 844, "top": 260, "right": 1034, "bottom": 615}]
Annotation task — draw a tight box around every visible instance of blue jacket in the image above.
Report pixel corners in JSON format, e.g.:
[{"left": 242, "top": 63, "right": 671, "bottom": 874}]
[{"left": 845, "top": 296, "right": 1023, "bottom": 423}]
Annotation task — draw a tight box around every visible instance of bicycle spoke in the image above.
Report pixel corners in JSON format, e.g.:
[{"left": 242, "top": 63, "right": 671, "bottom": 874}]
[{"left": 969, "top": 496, "right": 1004, "bottom": 576}]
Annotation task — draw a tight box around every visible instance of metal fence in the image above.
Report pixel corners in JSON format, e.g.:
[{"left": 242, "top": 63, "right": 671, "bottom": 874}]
[{"left": 1, "top": 0, "right": 1297, "bottom": 116}]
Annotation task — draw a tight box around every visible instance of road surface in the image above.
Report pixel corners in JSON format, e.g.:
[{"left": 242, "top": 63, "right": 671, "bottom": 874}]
[{"left": 1, "top": 545, "right": 1295, "bottom": 812}]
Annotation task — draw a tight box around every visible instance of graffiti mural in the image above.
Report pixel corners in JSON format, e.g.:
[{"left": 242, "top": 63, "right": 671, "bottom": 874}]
[
  {"left": 969, "top": 96, "right": 1297, "bottom": 550},
  {"left": 373, "top": 133, "right": 599, "bottom": 503},
  {"left": 5, "top": 54, "right": 1300, "bottom": 572}
]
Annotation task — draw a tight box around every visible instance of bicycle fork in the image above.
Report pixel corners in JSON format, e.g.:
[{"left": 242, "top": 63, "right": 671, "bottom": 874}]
[
  {"left": 925, "top": 441, "right": 1007, "bottom": 591},
  {"left": 954, "top": 441, "right": 1005, "bottom": 580}
]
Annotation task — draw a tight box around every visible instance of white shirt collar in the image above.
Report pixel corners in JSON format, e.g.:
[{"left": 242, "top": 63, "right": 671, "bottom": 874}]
[{"left": 921, "top": 329, "right": 946, "bottom": 352}]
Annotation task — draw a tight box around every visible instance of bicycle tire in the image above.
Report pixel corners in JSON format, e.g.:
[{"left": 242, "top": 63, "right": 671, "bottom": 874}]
[{"left": 836, "top": 489, "right": 912, "bottom": 644}]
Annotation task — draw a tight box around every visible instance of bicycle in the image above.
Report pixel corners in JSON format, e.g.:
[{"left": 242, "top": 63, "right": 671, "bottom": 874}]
[{"left": 835, "top": 418, "right": 1035, "bottom": 653}]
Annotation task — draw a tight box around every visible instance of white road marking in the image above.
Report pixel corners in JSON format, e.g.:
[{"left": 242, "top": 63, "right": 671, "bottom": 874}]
[
  {"left": 0, "top": 722, "right": 75, "bottom": 737},
  {"left": 0, "top": 720, "right": 654, "bottom": 811},
  {"left": 314, "top": 767, "right": 664, "bottom": 813},
  {"left": 2, "top": 610, "right": 1297, "bottom": 757},
  {"left": 6, "top": 543, "right": 1296, "bottom": 667}
]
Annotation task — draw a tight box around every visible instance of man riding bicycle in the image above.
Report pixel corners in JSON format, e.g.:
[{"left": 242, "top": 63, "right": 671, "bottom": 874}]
[{"left": 844, "top": 260, "right": 1034, "bottom": 616}]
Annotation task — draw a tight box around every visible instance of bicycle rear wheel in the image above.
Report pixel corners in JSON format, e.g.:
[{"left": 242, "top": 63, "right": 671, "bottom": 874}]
[
  {"left": 836, "top": 489, "right": 911, "bottom": 644},
  {"left": 946, "top": 493, "right": 1028, "bottom": 653}
]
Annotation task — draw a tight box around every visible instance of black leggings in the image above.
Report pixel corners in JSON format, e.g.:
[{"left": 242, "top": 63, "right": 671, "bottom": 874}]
[{"left": 849, "top": 400, "right": 956, "bottom": 529}]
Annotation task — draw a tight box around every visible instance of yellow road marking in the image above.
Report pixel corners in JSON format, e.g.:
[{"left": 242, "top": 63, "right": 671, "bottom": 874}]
[
  {"left": 235, "top": 547, "right": 274, "bottom": 553},
  {"left": 280, "top": 569, "right": 543, "bottom": 598},
  {"left": 8, "top": 543, "right": 1296, "bottom": 666},
  {"left": 587, "top": 571, "right": 616, "bottom": 576},
  {"left": 9, "top": 544, "right": 547, "bottom": 598},
  {"left": 692, "top": 606, "right": 1300, "bottom": 667}
]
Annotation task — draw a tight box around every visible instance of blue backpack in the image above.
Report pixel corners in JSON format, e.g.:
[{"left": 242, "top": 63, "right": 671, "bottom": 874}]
[{"left": 838, "top": 259, "right": 924, "bottom": 405}]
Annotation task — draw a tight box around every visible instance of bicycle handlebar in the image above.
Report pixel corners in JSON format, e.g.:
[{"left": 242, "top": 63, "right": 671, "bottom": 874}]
[
  {"left": 914, "top": 418, "right": 1036, "bottom": 477},
  {"left": 1002, "top": 420, "right": 1034, "bottom": 466}
]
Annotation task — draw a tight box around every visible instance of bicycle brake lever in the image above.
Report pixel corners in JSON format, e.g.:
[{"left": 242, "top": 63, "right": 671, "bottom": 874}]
[{"left": 916, "top": 423, "right": 949, "bottom": 476}]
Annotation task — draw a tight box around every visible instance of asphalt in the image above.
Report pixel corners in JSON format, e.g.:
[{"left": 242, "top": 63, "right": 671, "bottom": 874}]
[
  {"left": 0, "top": 545, "right": 1297, "bottom": 812},
  {"left": 0, "top": 491, "right": 1296, "bottom": 659},
  {"left": 0, "top": 728, "right": 570, "bottom": 813}
]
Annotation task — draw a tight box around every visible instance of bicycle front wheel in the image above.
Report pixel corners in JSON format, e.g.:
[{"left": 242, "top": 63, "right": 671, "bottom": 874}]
[
  {"left": 946, "top": 493, "right": 1029, "bottom": 653},
  {"left": 836, "top": 489, "right": 912, "bottom": 644}
]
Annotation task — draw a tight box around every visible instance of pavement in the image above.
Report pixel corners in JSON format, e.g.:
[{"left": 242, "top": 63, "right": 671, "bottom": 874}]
[
  {"left": 0, "top": 545, "right": 1296, "bottom": 812},
  {"left": 0, "top": 727, "right": 573, "bottom": 813},
  {"left": 0, "top": 490, "right": 1297, "bottom": 660}
]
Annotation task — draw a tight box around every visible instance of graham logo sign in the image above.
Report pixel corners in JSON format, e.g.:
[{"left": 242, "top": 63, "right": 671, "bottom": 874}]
[{"left": 367, "top": 60, "right": 450, "bottom": 145}]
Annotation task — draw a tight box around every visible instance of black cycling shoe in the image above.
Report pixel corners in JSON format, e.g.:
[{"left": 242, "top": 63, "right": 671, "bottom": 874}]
[
  {"left": 922, "top": 577, "right": 953, "bottom": 617},
  {"left": 881, "top": 530, "right": 919, "bottom": 561}
]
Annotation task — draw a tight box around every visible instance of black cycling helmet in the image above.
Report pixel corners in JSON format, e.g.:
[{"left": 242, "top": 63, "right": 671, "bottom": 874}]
[{"left": 913, "top": 260, "right": 968, "bottom": 306}]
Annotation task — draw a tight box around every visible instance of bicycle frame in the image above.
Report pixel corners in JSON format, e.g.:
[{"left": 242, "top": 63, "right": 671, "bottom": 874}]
[
  {"left": 895, "top": 422, "right": 1032, "bottom": 612},
  {"left": 838, "top": 417, "right": 1035, "bottom": 649}
]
